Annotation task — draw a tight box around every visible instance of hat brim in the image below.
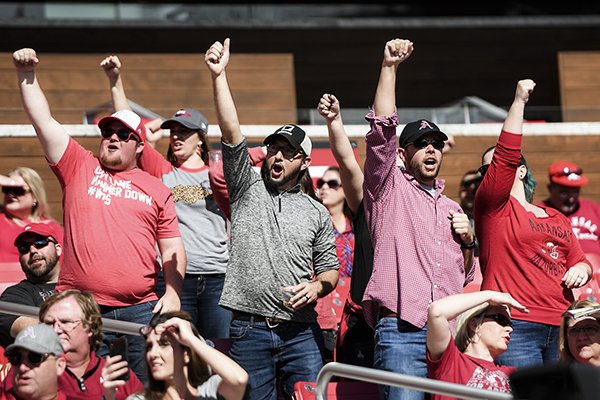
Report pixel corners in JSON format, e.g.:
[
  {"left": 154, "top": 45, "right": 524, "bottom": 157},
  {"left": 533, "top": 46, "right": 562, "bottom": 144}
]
[
  {"left": 161, "top": 118, "right": 206, "bottom": 132},
  {"left": 550, "top": 175, "right": 589, "bottom": 188},
  {"left": 97, "top": 116, "right": 142, "bottom": 141}
]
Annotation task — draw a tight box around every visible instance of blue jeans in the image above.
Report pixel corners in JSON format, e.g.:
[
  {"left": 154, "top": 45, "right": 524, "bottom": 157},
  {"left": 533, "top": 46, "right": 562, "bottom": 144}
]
[
  {"left": 496, "top": 319, "right": 560, "bottom": 368},
  {"left": 374, "top": 317, "right": 427, "bottom": 400},
  {"left": 156, "top": 273, "right": 231, "bottom": 339},
  {"left": 97, "top": 300, "right": 157, "bottom": 384},
  {"left": 229, "top": 317, "right": 324, "bottom": 400}
]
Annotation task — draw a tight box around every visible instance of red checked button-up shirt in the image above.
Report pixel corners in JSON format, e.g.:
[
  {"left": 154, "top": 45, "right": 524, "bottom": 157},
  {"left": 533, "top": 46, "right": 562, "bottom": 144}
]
[{"left": 362, "top": 110, "right": 474, "bottom": 329}]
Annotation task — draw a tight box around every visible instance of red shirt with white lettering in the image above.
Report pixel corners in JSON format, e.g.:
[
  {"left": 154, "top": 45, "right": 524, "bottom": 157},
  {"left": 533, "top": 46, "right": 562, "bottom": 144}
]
[
  {"left": 475, "top": 131, "right": 589, "bottom": 326},
  {"left": 427, "top": 337, "right": 515, "bottom": 400},
  {"left": 50, "top": 138, "right": 180, "bottom": 306}
]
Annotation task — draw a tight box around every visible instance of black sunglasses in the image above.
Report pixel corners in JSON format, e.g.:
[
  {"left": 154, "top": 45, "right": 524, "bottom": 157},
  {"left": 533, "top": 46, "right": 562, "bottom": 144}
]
[
  {"left": 17, "top": 238, "right": 55, "bottom": 255},
  {"left": 411, "top": 138, "right": 445, "bottom": 151},
  {"left": 483, "top": 313, "right": 512, "bottom": 328},
  {"left": 7, "top": 351, "right": 52, "bottom": 366},
  {"left": 100, "top": 128, "right": 139, "bottom": 142},
  {"left": 478, "top": 164, "right": 490, "bottom": 177},
  {"left": 316, "top": 179, "right": 341, "bottom": 189},
  {"left": 2, "top": 186, "right": 29, "bottom": 196}
]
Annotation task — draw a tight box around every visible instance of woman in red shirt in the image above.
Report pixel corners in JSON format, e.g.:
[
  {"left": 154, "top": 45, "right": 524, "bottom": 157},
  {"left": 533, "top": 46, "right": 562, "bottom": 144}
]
[{"left": 427, "top": 290, "right": 527, "bottom": 400}]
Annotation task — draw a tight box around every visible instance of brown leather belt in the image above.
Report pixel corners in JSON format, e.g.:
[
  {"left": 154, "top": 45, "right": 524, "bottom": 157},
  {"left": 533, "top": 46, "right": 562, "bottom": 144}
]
[{"left": 379, "top": 307, "right": 398, "bottom": 319}]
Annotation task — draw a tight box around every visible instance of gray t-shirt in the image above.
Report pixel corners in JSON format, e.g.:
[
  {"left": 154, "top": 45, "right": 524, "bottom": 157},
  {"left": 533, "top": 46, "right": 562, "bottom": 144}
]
[
  {"left": 126, "top": 375, "right": 222, "bottom": 400},
  {"left": 219, "top": 139, "right": 339, "bottom": 322},
  {"left": 161, "top": 167, "right": 228, "bottom": 274}
]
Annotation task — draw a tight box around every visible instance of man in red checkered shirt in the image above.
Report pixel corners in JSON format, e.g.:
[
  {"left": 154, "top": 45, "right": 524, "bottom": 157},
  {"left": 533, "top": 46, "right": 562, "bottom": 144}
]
[{"left": 362, "top": 38, "right": 476, "bottom": 400}]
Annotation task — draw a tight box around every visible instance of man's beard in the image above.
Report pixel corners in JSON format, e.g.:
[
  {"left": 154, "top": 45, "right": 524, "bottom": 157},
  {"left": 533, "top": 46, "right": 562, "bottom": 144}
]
[
  {"left": 261, "top": 162, "right": 299, "bottom": 192},
  {"left": 25, "top": 253, "right": 58, "bottom": 279},
  {"left": 99, "top": 153, "right": 123, "bottom": 168}
]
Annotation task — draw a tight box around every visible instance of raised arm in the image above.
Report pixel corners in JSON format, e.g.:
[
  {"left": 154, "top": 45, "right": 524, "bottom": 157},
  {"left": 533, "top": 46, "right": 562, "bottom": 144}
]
[
  {"left": 100, "top": 55, "right": 131, "bottom": 112},
  {"left": 373, "top": 39, "right": 413, "bottom": 116},
  {"left": 426, "top": 290, "right": 528, "bottom": 361},
  {"left": 205, "top": 38, "right": 243, "bottom": 146},
  {"left": 101, "top": 56, "right": 165, "bottom": 148},
  {"left": 502, "top": 79, "right": 535, "bottom": 135},
  {"left": 13, "top": 48, "right": 69, "bottom": 164},
  {"left": 317, "top": 93, "right": 364, "bottom": 213}
]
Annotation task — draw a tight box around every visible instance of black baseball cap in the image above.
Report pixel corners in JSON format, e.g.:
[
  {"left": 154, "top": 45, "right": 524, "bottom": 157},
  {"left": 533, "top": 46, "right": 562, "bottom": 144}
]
[{"left": 399, "top": 119, "right": 448, "bottom": 148}]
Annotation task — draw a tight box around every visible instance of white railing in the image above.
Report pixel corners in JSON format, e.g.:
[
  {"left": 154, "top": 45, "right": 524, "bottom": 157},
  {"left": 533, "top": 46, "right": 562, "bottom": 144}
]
[
  {"left": 0, "top": 301, "right": 143, "bottom": 336},
  {"left": 316, "top": 362, "right": 513, "bottom": 400}
]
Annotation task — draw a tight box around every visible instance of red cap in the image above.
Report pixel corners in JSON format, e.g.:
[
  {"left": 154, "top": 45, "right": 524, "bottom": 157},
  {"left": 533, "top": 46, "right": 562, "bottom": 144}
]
[
  {"left": 548, "top": 161, "right": 589, "bottom": 188},
  {"left": 14, "top": 222, "right": 63, "bottom": 247}
]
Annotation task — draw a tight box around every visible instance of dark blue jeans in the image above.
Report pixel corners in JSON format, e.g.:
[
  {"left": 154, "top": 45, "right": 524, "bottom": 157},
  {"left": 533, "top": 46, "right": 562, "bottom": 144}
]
[
  {"left": 97, "top": 300, "right": 157, "bottom": 384},
  {"left": 156, "top": 272, "right": 231, "bottom": 339},
  {"left": 496, "top": 319, "right": 560, "bottom": 368},
  {"left": 229, "top": 317, "right": 324, "bottom": 400},
  {"left": 374, "top": 317, "right": 428, "bottom": 400}
]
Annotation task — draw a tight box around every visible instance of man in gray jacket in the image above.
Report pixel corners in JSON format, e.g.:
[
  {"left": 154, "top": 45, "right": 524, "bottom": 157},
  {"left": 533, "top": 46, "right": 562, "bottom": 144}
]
[{"left": 205, "top": 38, "right": 339, "bottom": 400}]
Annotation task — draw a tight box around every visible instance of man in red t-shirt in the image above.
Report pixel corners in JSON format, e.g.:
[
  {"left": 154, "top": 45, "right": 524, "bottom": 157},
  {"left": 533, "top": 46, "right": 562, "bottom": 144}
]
[
  {"left": 541, "top": 160, "right": 600, "bottom": 255},
  {"left": 12, "top": 48, "right": 186, "bottom": 382}
]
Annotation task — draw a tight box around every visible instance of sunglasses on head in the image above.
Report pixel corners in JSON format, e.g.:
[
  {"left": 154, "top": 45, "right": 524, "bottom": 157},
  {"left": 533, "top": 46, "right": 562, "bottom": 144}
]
[
  {"left": 100, "top": 128, "right": 139, "bottom": 142},
  {"left": 316, "top": 179, "right": 341, "bottom": 189},
  {"left": 17, "top": 237, "right": 55, "bottom": 255},
  {"left": 7, "top": 351, "right": 52, "bottom": 367},
  {"left": 482, "top": 313, "right": 512, "bottom": 327},
  {"left": 411, "top": 138, "right": 445, "bottom": 151},
  {"left": 2, "top": 186, "right": 29, "bottom": 196}
]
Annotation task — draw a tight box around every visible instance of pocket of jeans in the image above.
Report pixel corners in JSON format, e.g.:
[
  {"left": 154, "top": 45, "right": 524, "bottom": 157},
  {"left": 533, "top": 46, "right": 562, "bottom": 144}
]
[{"left": 229, "top": 320, "right": 250, "bottom": 340}]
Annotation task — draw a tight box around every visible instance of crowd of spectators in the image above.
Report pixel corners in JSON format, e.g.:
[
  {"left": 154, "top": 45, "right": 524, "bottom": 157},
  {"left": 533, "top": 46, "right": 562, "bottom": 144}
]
[{"left": 0, "top": 37, "right": 599, "bottom": 400}]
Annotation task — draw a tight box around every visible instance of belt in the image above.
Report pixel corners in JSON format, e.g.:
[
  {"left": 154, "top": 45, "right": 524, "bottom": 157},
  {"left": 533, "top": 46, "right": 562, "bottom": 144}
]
[
  {"left": 233, "top": 312, "right": 287, "bottom": 328},
  {"left": 379, "top": 307, "right": 398, "bottom": 319}
]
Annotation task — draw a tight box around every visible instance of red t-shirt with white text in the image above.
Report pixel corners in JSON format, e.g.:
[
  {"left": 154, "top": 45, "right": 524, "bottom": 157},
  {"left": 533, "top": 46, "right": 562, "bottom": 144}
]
[{"left": 50, "top": 138, "right": 180, "bottom": 306}]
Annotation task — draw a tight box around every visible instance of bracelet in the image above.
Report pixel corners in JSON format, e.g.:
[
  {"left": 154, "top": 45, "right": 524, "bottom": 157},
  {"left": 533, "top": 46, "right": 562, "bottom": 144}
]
[{"left": 461, "top": 240, "right": 476, "bottom": 249}]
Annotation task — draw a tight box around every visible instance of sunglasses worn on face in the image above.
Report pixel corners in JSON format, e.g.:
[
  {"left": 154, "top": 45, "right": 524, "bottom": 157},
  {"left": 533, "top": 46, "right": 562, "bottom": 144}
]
[
  {"left": 316, "top": 179, "right": 341, "bottom": 189},
  {"left": 100, "top": 128, "right": 139, "bottom": 142},
  {"left": 266, "top": 143, "right": 301, "bottom": 160},
  {"left": 17, "top": 238, "right": 55, "bottom": 255},
  {"left": 2, "top": 186, "right": 29, "bottom": 196},
  {"left": 411, "top": 138, "right": 445, "bottom": 151},
  {"left": 8, "top": 351, "right": 52, "bottom": 367},
  {"left": 483, "top": 313, "right": 512, "bottom": 327},
  {"left": 568, "top": 324, "right": 600, "bottom": 337}
]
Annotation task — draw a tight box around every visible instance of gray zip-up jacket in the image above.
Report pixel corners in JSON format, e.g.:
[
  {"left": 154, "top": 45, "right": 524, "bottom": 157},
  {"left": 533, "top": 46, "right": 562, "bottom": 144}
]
[{"left": 219, "top": 139, "right": 339, "bottom": 322}]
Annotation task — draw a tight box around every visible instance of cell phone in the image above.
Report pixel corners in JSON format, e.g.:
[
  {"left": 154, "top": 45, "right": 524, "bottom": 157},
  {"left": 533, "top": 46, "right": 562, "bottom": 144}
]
[{"left": 108, "top": 337, "right": 130, "bottom": 381}]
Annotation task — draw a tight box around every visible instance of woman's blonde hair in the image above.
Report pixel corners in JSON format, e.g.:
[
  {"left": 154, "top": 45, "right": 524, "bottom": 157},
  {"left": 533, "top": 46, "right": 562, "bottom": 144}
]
[
  {"left": 559, "top": 299, "right": 600, "bottom": 363},
  {"left": 8, "top": 167, "right": 51, "bottom": 220},
  {"left": 454, "top": 302, "right": 491, "bottom": 352}
]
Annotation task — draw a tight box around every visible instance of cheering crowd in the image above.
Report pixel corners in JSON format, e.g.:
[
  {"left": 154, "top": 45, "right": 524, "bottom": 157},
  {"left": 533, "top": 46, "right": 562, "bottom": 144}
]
[{"left": 0, "top": 37, "right": 598, "bottom": 400}]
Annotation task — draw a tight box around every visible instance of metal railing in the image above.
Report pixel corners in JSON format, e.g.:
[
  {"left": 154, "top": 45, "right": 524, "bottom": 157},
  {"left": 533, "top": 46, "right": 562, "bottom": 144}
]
[
  {"left": 0, "top": 301, "right": 143, "bottom": 336},
  {"left": 316, "top": 362, "right": 513, "bottom": 400}
]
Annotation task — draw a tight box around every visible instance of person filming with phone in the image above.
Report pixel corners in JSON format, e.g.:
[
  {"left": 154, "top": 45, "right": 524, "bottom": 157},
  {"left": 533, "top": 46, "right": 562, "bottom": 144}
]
[{"left": 37, "top": 290, "right": 143, "bottom": 399}]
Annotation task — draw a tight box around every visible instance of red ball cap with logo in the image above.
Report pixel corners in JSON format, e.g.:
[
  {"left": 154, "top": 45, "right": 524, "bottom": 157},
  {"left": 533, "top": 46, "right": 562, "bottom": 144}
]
[{"left": 548, "top": 160, "right": 589, "bottom": 188}]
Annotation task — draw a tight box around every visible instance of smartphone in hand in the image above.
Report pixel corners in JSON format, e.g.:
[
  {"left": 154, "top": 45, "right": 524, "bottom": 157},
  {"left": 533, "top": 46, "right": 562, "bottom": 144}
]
[{"left": 108, "top": 337, "right": 130, "bottom": 381}]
